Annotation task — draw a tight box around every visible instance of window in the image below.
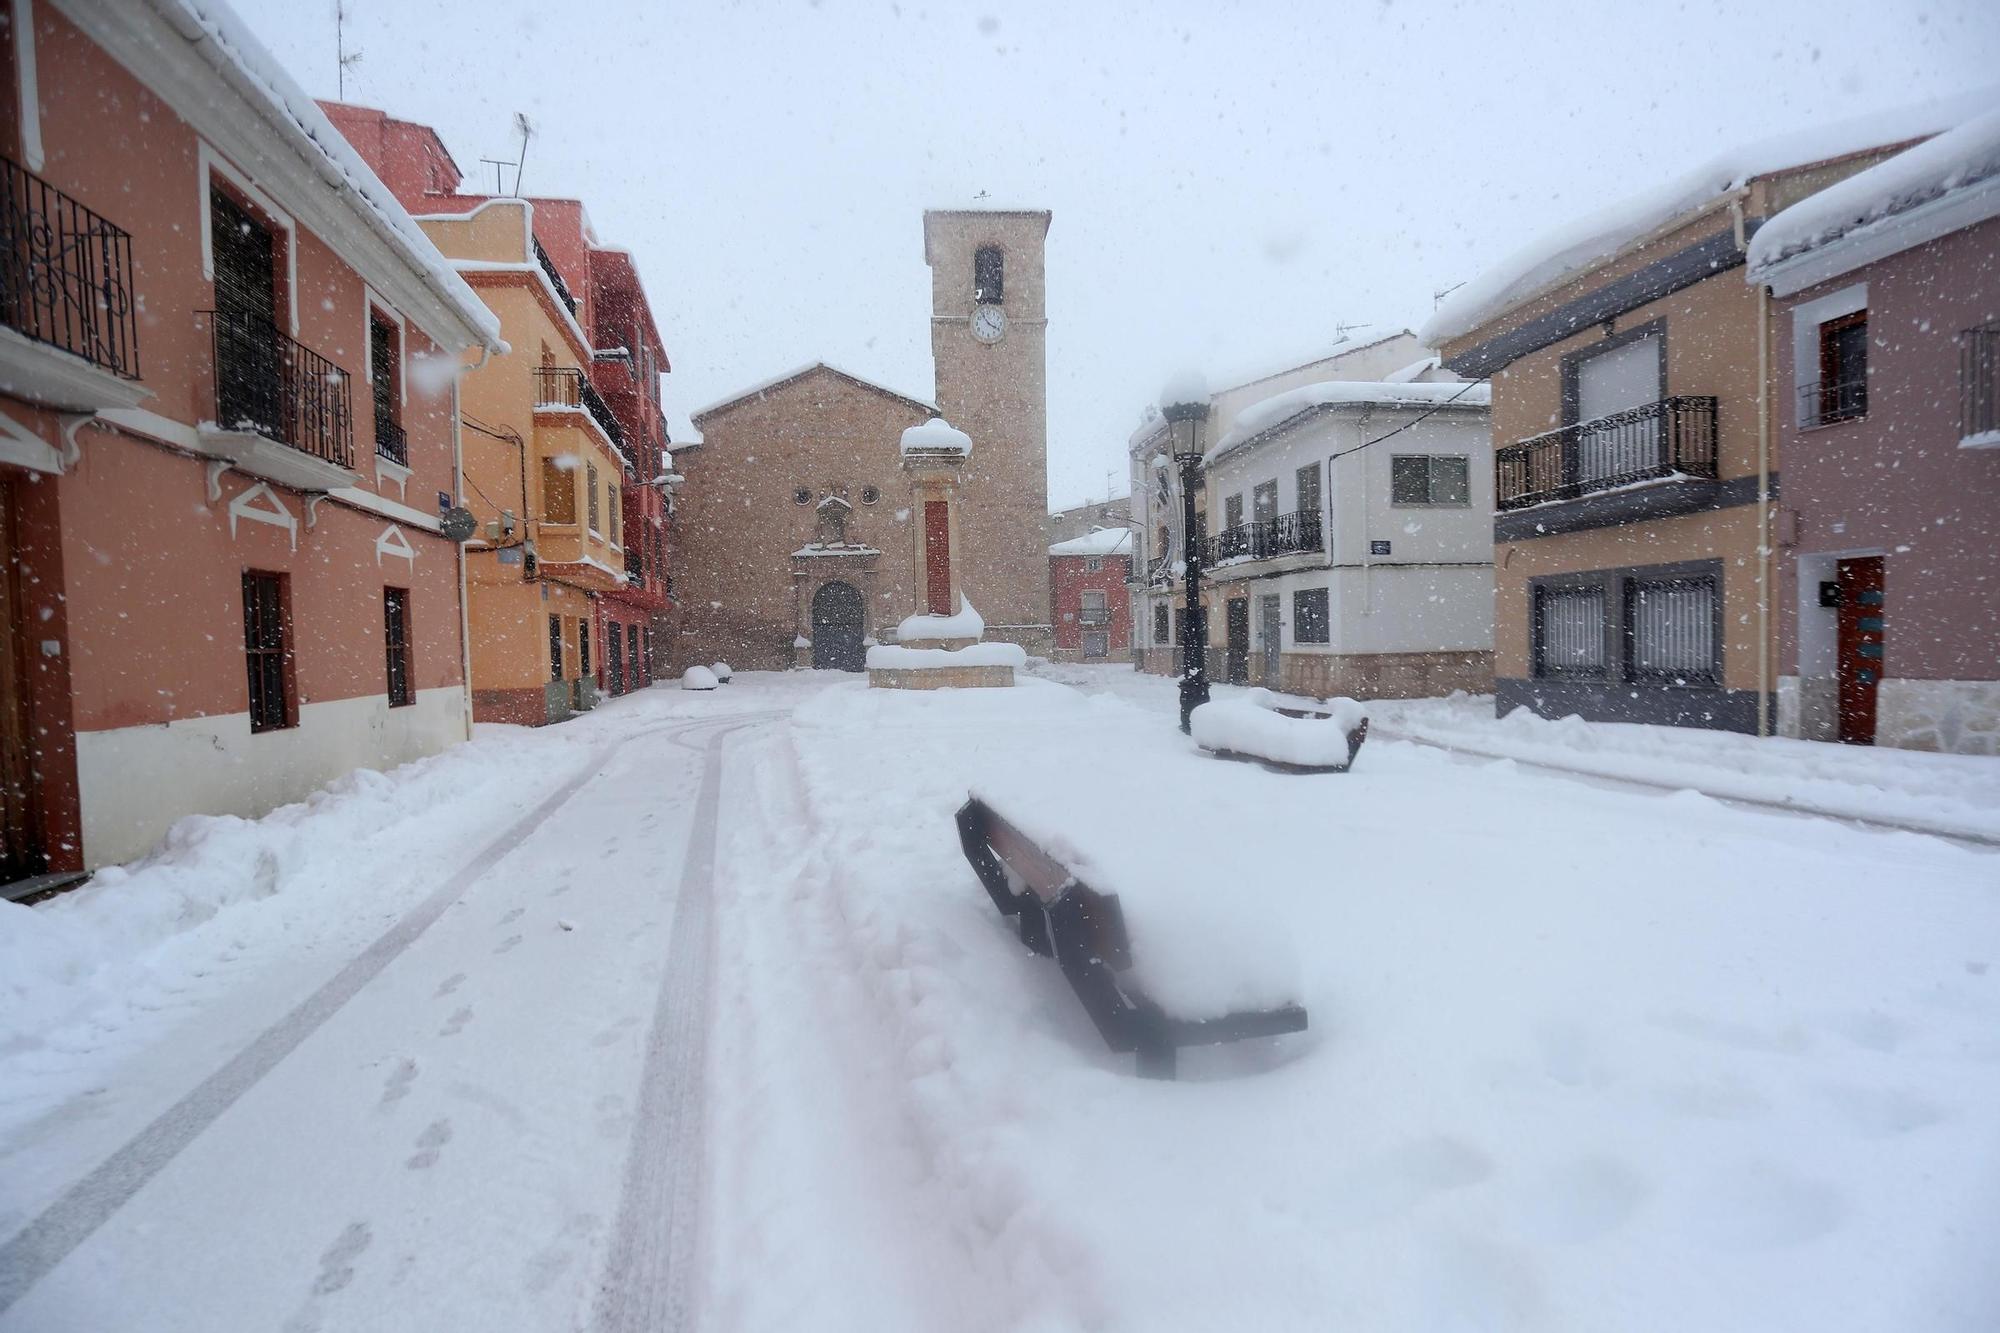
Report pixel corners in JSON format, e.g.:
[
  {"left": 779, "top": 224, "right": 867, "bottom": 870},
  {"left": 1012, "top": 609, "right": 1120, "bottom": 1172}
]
[
  {"left": 369, "top": 312, "right": 404, "bottom": 463},
  {"left": 1084, "top": 557, "right": 1102, "bottom": 573},
  {"left": 586, "top": 463, "right": 601, "bottom": 532},
  {"left": 1964, "top": 320, "right": 2000, "bottom": 443},
  {"left": 607, "top": 621, "right": 625, "bottom": 693},
  {"left": 1627, "top": 576, "right": 1717, "bottom": 685},
  {"left": 1223, "top": 493, "right": 1244, "bottom": 529},
  {"left": 242, "top": 571, "right": 293, "bottom": 732},
  {"left": 861, "top": 485, "right": 880, "bottom": 505},
  {"left": 1080, "top": 588, "right": 1108, "bottom": 624},
  {"left": 793, "top": 486, "right": 813, "bottom": 506},
  {"left": 1295, "top": 462, "right": 1321, "bottom": 516},
  {"left": 1252, "top": 480, "right": 1278, "bottom": 524},
  {"left": 1154, "top": 602, "right": 1170, "bottom": 645},
  {"left": 1533, "top": 584, "right": 1607, "bottom": 678},
  {"left": 974, "top": 245, "right": 1003, "bottom": 304},
  {"left": 1293, "top": 588, "right": 1330, "bottom": 645},
  {"left": 1809, "top": 310, "right": 1868, "bottom": 425},
  {"left": 548, "top": 614, "right": 564, "bottom": 680},
  {"left": 579, "top": 620, "right": 591, "bottom": 677},
  {"left": 384, "top": 588, "right": 413, "bottom": 707},
  {"left": 1156, "top": 525, "right": 1169, "bottom": 560},
  {"left": 1391, "top": 455, "right": 1470, "bottom": 506},
  {"left": 608, "top": 482, "right": 620, "bottom": 544},
  {"left": 543, "top": 458, "right": 576, "bottom": 523}
]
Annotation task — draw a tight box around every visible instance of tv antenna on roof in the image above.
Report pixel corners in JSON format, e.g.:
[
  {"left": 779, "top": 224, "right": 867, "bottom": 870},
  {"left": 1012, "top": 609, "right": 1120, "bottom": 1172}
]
[
  {"left": 476, "top": 157, "right": 517, "bottom": 195},
  {"left": 1332, "top": 320, "right": 1369, "bottom": 344},
  {"left": 1433, "top": 280, "right": 1467, "bottom": 308},
  {"left": 334, "top": 0, "right": 363, "bottom": 99},
  {"left": 477, "top": 116, "right": 536, "bottom": 197}
]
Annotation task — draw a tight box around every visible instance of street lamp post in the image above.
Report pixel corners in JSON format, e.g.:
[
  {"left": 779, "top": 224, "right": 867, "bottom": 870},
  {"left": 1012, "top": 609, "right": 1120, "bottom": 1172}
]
[{"left": 1163, "top": 395, "right": 1211, "bottom": 733}]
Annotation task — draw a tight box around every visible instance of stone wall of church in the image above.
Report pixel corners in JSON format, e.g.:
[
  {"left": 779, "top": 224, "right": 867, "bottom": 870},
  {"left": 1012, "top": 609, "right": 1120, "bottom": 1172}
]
[{"left": 666, "top": 370, "right": 931, "bottom": 672}]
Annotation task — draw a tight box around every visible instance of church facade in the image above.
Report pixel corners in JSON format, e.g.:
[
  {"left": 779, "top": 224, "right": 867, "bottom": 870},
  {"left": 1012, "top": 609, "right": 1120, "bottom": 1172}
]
[{"left": 667, "top": 210, "right": 1053, "bottom": 672}]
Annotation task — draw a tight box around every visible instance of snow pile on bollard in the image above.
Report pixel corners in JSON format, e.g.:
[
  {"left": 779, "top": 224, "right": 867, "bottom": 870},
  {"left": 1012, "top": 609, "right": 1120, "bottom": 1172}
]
[
  {"left": 711, "top": 662, "right": 734, "bottom": 683},
  {"left": 1191, "top": 690, "right": 1367, "bottom": 769},
  {"left": 681, "top": 665, "right": 720, "bottom": 691},
  {"left": 866, "top": 641, "right": 1026, "bottom": 670}
]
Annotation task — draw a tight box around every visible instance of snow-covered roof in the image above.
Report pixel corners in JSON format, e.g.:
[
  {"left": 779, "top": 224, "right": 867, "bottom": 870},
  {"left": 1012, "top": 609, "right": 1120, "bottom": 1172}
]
[
  {"left": 900, "top": 417, "right": 972, "bottom": 456},
  {"left": 1207, "top": 380, "right": 1492, "bottom": 464},
  {"left": 155, "top": 0, "right": 503, "bottom": 351},
  {"left": 1049, "top": 529, "right": 1133, "bottom": 558},
  {"left": 1748, "top": 103, "right": 2000, "bottom": 291},
  {"left": 692, "top": 361, "right": 937, "bottom": 422},
  {"left": 1420, "top": 88, "right": 1996, "bottom": 347}
]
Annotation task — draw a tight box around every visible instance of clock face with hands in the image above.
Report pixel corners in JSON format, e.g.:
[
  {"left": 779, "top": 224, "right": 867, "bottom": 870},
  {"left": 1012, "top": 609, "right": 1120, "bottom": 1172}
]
[{"left": 971, "top": 303, "right": 1007, "bottom": 344}]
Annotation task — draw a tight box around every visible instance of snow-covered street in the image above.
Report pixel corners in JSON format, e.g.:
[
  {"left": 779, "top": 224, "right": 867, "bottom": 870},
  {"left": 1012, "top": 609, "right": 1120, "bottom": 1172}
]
[{"left": 3, "top": 667, "right": 1996, "bottom": 1331}]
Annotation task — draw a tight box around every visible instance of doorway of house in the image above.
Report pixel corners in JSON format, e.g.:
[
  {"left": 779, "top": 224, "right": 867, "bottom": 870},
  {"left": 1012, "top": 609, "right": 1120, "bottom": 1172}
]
[
  {"left": 0, "top": 478, "right": 41, "bottom": 883},
  {"left": 811, "top": 581, "right": 866, "bottom": 671},
  {"left": 1225, "top": 597, "right": 1250, "bottom": 685},
  {"left": 1259, "top": 594, "right": 1281, "bottom": 686},
  {"left": 1836, "top": 556, "right": 1885, "bottom": 744}
]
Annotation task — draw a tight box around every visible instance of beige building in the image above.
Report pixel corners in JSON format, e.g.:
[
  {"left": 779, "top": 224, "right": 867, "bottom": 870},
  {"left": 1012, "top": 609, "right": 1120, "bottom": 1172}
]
[{"left": 668, "top": 209, "right": 1053, "bottom": 670}]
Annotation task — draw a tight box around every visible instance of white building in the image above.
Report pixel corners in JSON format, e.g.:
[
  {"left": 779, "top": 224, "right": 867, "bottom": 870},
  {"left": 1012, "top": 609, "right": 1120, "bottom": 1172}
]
[{"left": 1130, "top": 332, "right": 1495, "bottom": 697}]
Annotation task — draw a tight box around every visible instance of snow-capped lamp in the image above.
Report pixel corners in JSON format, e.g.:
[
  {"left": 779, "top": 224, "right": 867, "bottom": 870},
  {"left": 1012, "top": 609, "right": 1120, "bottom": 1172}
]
[{"left": 1160, "top": 374, "right": 1213, "bottom": 733}]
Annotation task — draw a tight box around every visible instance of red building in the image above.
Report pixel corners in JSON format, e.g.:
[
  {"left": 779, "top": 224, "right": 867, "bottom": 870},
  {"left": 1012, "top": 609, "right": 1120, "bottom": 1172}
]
[{"left": 1048, "top": 529, "right": 1132, "bottom": 662}]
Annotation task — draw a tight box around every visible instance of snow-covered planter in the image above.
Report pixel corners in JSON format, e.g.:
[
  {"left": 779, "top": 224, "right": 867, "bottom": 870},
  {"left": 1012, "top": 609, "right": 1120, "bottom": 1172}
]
[
  {"left": 1190, "top": 689, "right": 1369, "bottom": 773},
  {"left": 711, "top": 662, "right": 734, "bottom": 684},
  {"left": 681, "top": 666, "right": 719, "bottom": 691}
]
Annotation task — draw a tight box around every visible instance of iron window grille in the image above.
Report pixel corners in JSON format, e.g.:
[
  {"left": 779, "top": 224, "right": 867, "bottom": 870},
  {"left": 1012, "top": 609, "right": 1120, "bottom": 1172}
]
[
  {"left": 548, "top": 614, "right": 564, "bottom": 681},
  {"left": 370, "top": 313, "right": 406, "bottom": 465},
  {"left": 1961, "top": 320, "right": 2000, "bottom": 442},
  {"left": 1153, "top": 603, "right": 1171, "bottom": 645},
  {"left": 1532, "top": 583, "right": 1608, "bottom": 679},
  {"left": 384, "top": 587, "right": 414, "bottom": 707},
  {"left": 243, "top": 571, "right": 294, "bottom": 733},
  {"left": 1625, "top": 575, "right": 1719, "bottom": 686},
  {"left": 1, "top": 155, "right": 140, "bottom": 378},
  {"left": 1803, "top": 310, "right": 1868, "bottom": 427}
]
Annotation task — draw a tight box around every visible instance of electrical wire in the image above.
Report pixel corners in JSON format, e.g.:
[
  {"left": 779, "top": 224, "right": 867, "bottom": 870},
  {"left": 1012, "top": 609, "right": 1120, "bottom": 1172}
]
[{"left": 1325, "top": 375, "right": 1491, "bottom": 465}]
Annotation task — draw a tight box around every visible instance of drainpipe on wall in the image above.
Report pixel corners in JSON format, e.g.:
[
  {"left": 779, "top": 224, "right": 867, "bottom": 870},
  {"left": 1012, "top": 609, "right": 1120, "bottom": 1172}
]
[
  {"left": 1737, "top": 195, "right": 1774, "bottom": 739},
  {"left": 455, "top": 345, "right": 493, "bottom": 742}
]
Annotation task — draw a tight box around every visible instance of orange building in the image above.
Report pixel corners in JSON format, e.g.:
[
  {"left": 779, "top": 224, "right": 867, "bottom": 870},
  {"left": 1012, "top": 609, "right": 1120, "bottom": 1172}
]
[
  {"left": 326, "top": 105, "right": 675, "bottom": 722},
  {"left": 0, "top": 0, "right": 503, "bottom": 888}
]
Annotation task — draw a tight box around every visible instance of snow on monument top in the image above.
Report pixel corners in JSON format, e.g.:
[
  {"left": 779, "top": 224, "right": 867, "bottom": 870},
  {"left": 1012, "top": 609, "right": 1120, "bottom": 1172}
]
[
  {"left": 897, "top": 598, "right": 984, "bottom": 641},
  {"left": 900, "top": 418, "right": 973, "bottom": 457}
]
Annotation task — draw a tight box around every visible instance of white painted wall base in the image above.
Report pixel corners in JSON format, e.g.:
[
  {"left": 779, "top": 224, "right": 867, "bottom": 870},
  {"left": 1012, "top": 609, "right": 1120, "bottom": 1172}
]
[
  {"left": 1775, "top": 674, "right": 1838, "bottom": 742},
  {"left": 74, "top": 686, "right": 470, "bottom": 868},
  {"left": 1876, "top": 678, "right": 2000, "bottom": 756}
]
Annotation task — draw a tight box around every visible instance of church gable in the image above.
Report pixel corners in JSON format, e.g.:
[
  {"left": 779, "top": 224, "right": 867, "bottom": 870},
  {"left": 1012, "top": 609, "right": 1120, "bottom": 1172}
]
[{"left": 692, "top": 361, "right": 936, "bottom": 427}]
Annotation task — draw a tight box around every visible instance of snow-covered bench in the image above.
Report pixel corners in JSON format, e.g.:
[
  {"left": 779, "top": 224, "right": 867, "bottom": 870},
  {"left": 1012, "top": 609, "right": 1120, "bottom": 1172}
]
[
  {"left": 955, "top": 795, "right": 1308, "bottom": 1078},
  {"left": 1191, "top": 690, "right": 1369, "bottom": 774}
]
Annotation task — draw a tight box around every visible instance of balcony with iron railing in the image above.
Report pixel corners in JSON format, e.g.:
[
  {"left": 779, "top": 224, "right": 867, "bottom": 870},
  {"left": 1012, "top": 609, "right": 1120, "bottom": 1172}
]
[
  {"left": 533, "top": 234, "right": 577, "bottom": 316},
  {"left": 1495, "top": 395, "right": 1718, "bottom": 512},
  {"left": 534, "top": 365, "right": 631, "bottom": 464},
  {"left": 373, "top": 412, "right": 408, "bottom": 466},
  {"left": 1205, "top": 509, "right": 1324, "bottom": 567},
  {"left": 1, "top": 155, "right": 143, "bottom": 408},
  {"left": 200, "top": 309, "right": 355, "bottom": 484}
]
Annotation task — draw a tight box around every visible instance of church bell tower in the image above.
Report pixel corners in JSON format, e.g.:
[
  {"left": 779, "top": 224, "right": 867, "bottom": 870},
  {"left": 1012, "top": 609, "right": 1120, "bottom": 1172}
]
[{"left": 923, "top": 209, "right": 1052, "bottom": 656}]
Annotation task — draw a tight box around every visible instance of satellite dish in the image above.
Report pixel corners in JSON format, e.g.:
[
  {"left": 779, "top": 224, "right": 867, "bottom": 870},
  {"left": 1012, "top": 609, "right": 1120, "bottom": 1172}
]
[{"left": 439, "top": 506, "right": 477, "bottom": 542}]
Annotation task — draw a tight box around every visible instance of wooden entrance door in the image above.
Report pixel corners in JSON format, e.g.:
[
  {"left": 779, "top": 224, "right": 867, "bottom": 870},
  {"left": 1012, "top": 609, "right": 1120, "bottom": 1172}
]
[
  {"left": 811, "top": 581, "right": 866, "bottom": 671},
  {"left": 1836, "top": 556, "right": 1884, "bottom": 745},
  {"left": 1259, "top": 594, "right": 1281, "bottom": 685},
  {"left": 1225, "top": 598, "right": 1250, "bottom": 685},
  {"left": 0, "top": 479, "right": 40, "bottom": 882},
  {"left": 923, "top": 501, "right": 951, "bottom": 615}
]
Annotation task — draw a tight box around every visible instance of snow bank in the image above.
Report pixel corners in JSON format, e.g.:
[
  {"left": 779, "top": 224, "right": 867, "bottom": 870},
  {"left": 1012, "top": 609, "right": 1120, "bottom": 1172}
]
[
  {"left": 1207, "top": 379, "right": 1491, "bottom": 462},
  {"left": 1749, "top": 103, "right": 2000, "bottom": 275},
  {"left": 1190, "top": 692, "right": 1366, "bottom": 768},
  {"left": 866, "top": 642, "right": 1025, "bottom": 669},
  {"left": 899, "top": 417, "right": 972, "bottom": 456},
  {"left": 1420, "top": 87, "right": 1995, "bottom": 345},
  {"left": 681, "top": 665, "right": 720, "bottom": 690},
  {"left": 1047, "top": 528, "right": 1132, "bottom": 557},
  {"left": 896, "top": 597, "right": 984, "bottom": 641}
]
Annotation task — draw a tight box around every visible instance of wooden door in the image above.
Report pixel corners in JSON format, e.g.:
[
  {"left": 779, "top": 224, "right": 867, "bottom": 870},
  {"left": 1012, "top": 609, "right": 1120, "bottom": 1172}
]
[
  {"left": 0, "top": 478, "right": 39, "bottom": 882},
  {"left": 1836, "top": 557, "right": 1884, "bottom": 744},
  {"left": 811, "top": 581, "right": 866, "bottom": 671},
  {"left": 1259, "top": 595, "right": 1281, "bottom": 684},
  {"left": 923, "top": 501, "right": 951, "bottom": 615},
  {"left": 1225, "top": 598, "right": 1250, "bottom": 685}
]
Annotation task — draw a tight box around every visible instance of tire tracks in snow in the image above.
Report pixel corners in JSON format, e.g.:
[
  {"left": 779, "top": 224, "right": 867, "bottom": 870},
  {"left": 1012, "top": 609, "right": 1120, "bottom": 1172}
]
[
  {"left": 0, "top": 709, "right": 770, "bottom": 1318},
  {"left": 591, "top": 714, "right": 771, "bottom": 1333}
]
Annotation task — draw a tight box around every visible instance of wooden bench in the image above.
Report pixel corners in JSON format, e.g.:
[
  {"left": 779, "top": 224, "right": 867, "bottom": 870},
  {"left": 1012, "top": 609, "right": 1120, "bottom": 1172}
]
[{"left": 955, "top": 796, "right": 1308, "bottom": 1078}]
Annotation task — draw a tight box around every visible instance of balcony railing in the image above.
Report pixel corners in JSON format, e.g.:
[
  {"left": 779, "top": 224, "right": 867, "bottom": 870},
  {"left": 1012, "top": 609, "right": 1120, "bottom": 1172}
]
[
  {"left": 374, "top": 413, "right": 408, "bottom": 465},
  {"left": 2, "top": 156, "right": 140, "bottom": 379},
  {"left": 206, "top": 310, "right": 354, "bottom": 469},
  {"left": 1206, "top": 509, "right": 1323, "bottom": 564},
  {"left": 1495, "top": 395, "right": 1717, "bottom": 512},
  {"left": 533, "top": 234, "right": 577, "bottom": 316},
  {"left": 534, "top": 365, "right": 629, "bottom": 458},
  {"left": 1144, "top": 553, "right": 1174, "bottom": 587},
  {"left": 1798, "top": 377, "right": 1866, "bottom": 428}
]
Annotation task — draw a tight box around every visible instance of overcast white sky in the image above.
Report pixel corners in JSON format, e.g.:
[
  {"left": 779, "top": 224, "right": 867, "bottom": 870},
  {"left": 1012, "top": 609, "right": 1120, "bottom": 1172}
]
[{"left": 235, "top": 0, "right": 1999, "bottom": 510}]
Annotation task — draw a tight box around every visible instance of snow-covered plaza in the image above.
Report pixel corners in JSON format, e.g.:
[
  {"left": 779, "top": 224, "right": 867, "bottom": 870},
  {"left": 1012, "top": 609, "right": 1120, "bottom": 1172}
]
[{"left": 3, "top": 667, "right": 1996, "bottom": 1331}]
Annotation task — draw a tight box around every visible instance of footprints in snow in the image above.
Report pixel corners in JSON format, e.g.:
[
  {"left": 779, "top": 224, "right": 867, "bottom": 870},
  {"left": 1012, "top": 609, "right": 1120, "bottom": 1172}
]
[
  {"left": 433, "top": 972, "right": 466, "bottom": 999},
  {"left": 498, "top": 906, "right": 524, "bottom": 926},
  {"left": 494, "top": 934, "right": 523, "bottom": 955},
  {"left": 311, "top": 1220, "right": 373, "bottom": 1295},
  {"left": 439, "top": 1006, "right": 474, "bottom": 1038},
  {"left": 592, "top": 1014, "right": 642, "bottom": 1048},
  {"left": 405, "top": 1118, "right": 453, "bottom": 1170},
  {"left": 378, "top": 1059, "right": 418, "bottom": 1109}
]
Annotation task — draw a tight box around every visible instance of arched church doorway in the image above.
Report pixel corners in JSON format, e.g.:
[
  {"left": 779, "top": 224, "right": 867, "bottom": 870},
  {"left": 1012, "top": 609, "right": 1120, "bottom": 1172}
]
[{"left": 811, "top": 581, "right": 866, "bottom": 671}]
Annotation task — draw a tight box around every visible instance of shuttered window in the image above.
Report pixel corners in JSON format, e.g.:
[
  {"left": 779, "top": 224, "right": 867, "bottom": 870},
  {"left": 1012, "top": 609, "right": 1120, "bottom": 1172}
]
[
  {"left": 384, "top": 587, "right": 413, "bottom": 707},
  {"left": 1627, "top": 576, "right": 1717, "bottom": 684},
  {"left": 542, "top": 458, "right": 576, "bottom": 524},
  {"left": 243, "top": 571, "right": 293, "bottom": 732},
  {"left": 1534, "top": 584, "right": 1606, "bottom": 677}
]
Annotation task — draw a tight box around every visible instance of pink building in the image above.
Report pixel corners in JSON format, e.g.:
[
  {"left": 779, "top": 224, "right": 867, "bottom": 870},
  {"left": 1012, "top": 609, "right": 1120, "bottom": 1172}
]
[
  {"left": 1048, "top": 529, "right": 1132, "bottom": 662},
  {"left": 0, "top": 0, "right": 501, "bottom": 888},
  {"left": 1750, "top": 111, "right": 2000, "bottom": 754}
]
